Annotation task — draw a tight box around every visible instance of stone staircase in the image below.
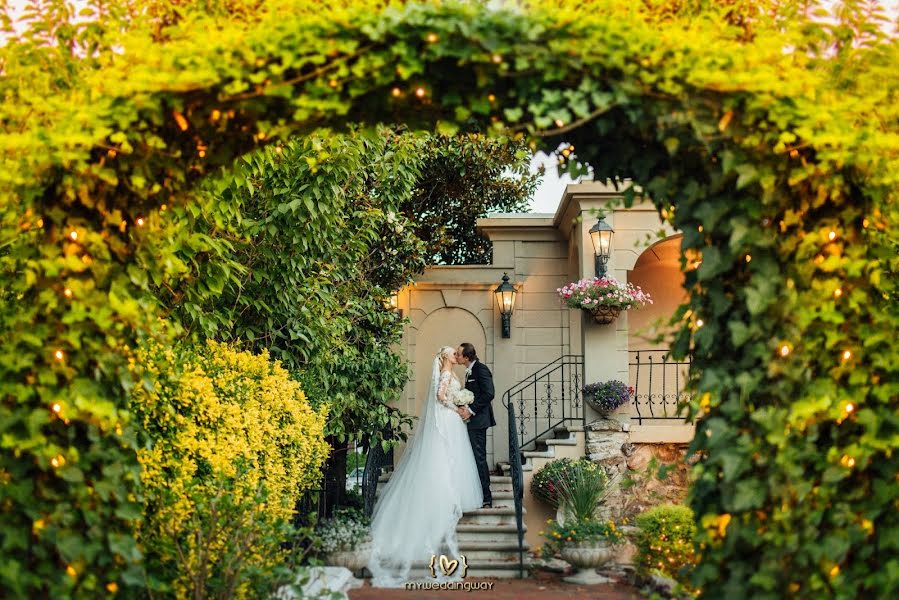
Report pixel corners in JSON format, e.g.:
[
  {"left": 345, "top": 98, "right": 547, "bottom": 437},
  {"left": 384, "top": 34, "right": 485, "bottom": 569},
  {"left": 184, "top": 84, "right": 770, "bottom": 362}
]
[{"left": 373, "top": 474, "right": 528, "bottom": 578}]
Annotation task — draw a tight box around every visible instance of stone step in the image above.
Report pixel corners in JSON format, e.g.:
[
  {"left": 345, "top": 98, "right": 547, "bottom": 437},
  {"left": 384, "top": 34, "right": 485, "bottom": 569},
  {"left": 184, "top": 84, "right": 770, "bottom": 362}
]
[
  {"left": 456, "top": 523, "right": 526, "bottom": 544},
  {"left": 456, "top": 540, "right": 529, "bottom": 562},
  {"left": 544, "top": 434, "right": 578, "bottom": 447},
  {"left": 498, "top": 461, "right": 533, "bottom": 473},
  {"left": 459, "top": 506, "right": 523, "bottom": 526}
]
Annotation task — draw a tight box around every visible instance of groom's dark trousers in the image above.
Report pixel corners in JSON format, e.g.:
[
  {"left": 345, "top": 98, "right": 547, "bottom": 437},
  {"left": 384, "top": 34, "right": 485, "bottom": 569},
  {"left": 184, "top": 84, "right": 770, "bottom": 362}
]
[{"left": 465, "top": 361, "right": 496, "bottom": 505}]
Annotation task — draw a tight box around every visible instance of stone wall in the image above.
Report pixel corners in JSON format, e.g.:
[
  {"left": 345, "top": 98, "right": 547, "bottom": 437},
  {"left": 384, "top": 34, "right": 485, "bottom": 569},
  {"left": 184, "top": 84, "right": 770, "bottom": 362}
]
[{"left": 586, "top": 418, "right": 691, "bottom": 521}]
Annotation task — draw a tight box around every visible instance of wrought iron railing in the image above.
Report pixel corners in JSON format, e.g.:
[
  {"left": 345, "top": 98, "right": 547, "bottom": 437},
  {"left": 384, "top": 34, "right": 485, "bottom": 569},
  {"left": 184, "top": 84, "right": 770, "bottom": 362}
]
[
  {"left": 506, "top": 401, "right": 525, "bottom": 579},
  {"left": 629, "top": 349, "right": 692, "bottom": 425},
  {"left": 502, "top": 355, "right": 585, "bottom": 451}
]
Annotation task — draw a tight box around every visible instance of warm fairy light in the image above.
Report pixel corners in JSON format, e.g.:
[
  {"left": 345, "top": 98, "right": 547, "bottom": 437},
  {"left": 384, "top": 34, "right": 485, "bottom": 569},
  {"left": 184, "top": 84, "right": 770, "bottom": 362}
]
[
  {"left": 211, "top": 109, "right": 221, "bottom": 121},
  {"left": 491, "top": 53, "right": 503, "bottom": 63},
  {"left": 842, "top": 350, "right": 852, "bottom": 361},
  {"left": 840, "top": 455, "right": 855, "bottom": 468},
  {"left": 328, "top": 78, "right": 338, "bottom": 88},
  {"left": 845, "top": 403, "right": 854, "bottom": 414},
  {"left": 426, "top": 32, "right": 439, "bottom": 43},
  {"left": 257, "top": 131, "right": 266, "bottom": 140},
  {"left": 828, "top": 230, "right": 837, "bottom": 241},
  {"left": 160, "top": 204, "right": 168, "bottom": 211},
  {"left": 81, "top": 254, "right": 92, "bottom": 265},
  {"left": 698, "top": 225, "right": 704, "bottom": 233},
  {"left": 830, "top": 565, "right": 840, "bottom": 578},
  {"left": 862, "top": 218, "right": 870, "bottom": 228},
  {"left": 554, "top": 118, "right": 565, "bottom": 128},
  {"left": 415, "top": 87, "right": 426, "bottom": 98},
  {"left": 51, "top": 403, "right": 61, "bottom": 413},
  {"left": 66, "top": 565, "right": 77, "bottom": 577},
  {"left": 69, "top": 230, "right": 77, "bottom": 241},
  {"left": 37, "top": 218, "right": 44, "bottom": 228},
  {"left": 696, "top": 319, "right": 704, "bottom": 327},
  {"left": 51, "top": 455, "right": 65, "bottom": 468},
  {"left": 106, "top": 583, "right": 118, "bottom": 593},
  {"left": 54, "top": 350, "right": 64, "bottom": 361},
  {"left": 173, "top": 111, "right": 189, "bottom": 131},
  {"left": 136, "top": 218, "right": 144, "bottom": 227},
  {"left": 275, "top": 145, "right": 283, "bottom": 153},
  {"left": 107, "top": 149, "right": 116, "bottom": 158},
  {"left": 391, "top": 87, "right": 402, "bottom": 97},
  {"left": 745, "top": 254, "right": 752, "bottom": 263},
  {"left": 779, "top": 345, "right": 790, "bottom": 357},
  {"left": 198, "top": 150, "right": 206, "bottom": 158},
  {"left": 119, "top": 220, "right": 127, "bottom": 232},
  {"left": 834, "top": 288, "right": 842, "bottom": 298},
  {"left": 488, "top": 93, "right": 496, "bottom": 102},
  {"left": 815, "top": 254, "right": 824, "bottom": 264},
  {"left": 63, "top": 288, "right": 72, "bottom": 298}
]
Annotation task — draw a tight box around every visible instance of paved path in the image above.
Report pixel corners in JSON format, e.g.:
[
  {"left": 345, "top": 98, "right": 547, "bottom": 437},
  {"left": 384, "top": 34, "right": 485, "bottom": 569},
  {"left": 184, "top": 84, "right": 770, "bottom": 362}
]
[{"left": 349, "top": 576, "right": 643, "bottom": 599}]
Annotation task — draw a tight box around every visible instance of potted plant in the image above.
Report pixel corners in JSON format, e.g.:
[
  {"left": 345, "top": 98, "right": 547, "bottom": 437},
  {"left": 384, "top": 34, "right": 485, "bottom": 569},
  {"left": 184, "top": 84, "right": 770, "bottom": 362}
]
[
  {"left": 531, "top": 458, "right": 605, "bottom": 509},
  {"left": 557, "top": 276, "right": 652, "bottom": 324},
  {"left": 314, "top": 508, "right": 372, "bottom": 572},
  {"left": 540, "top": 518, "right": 625, "bottom": 584},
  {"left": 583, "top": 379, "right": 634, "bottom": 415}
]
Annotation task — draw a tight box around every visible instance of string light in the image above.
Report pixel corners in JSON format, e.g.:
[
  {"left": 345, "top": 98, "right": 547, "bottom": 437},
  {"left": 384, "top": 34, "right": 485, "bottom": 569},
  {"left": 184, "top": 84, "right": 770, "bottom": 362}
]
[
  {"left": 54, "top": 350, "right": 64, "bottom": 361},
  {"left": 696, "top": 319, "right": 704, "bottom": 327},
  {"left": 828, "top": 230, "right": 837, "bottom": 241},
  {"left": 841, "top": 350, "right": 852, "bottom": 361},
  {"left": 256, "top": 131, "right": 266, "bottom": 140},
  {"left": 833, "top": 288, "right": 842, "bottom": 298},
  {"left": 211, "top": 109, "right": 221, "bottom": 121},
  {"left": 69, "top": 230, "right": 78, "bottom": 241},
  {"left": 391, "top": 87, "right": 402, "bottom": 97},
  {"left": 160, "top": 204, "right": 167, "bottom": 211},
  {"left": 698, "top": 225, "right": 704, "bottom": 233},
  {"left": 779, "top": 345, "right": 790, "bottom": 357},
  {"left": 862, "top": 218, "right": 870, "bottom": 228},
  {"left": 66, "top": 565, "right": 77, "bottom": 578},
  {"left": 491, "top": 53, "right": 503, "bottom": 64},
  {"left": 106, "top": 583, "right": 118, "bottom": 593},
  {"left": 173, "top": 111, "right": 189, "bottom": 131},
  {"left": 840, "top": 455, "right": 855, "bottom": 468},
  {"left": 51, "top": 403, "right": 61, "bottom": 413},
  {"left": 328, "top": 78, "right": 338, "bottom": 88},
  {"left": 426, "top": 32, "right": 439, "bottom": 43},
  {"left": 63, "top": 288, "right": 72, "bottom": 298},
  {"left": 107, "top": 149, "right": 116, "bottom": 158},
  {"left": 37, "top": 218, "right": 44, "bottom": 228},
  {"left": 844, "top": 402, "right": 854, "bottom": 414},
  {"left": 745, "top": 254, "right": 752, "bottom": 263},
  {"left": 136, "top": 218, "right": 145, "bottom": 227},
  {"left": 487, "top": 93, "right": 496, "bottom": 102},
  {"left": 415, "top": 87, "right": 426, "bottom": 98},
  {"left": 119, "top": 220, "right": 127, "bottom": 233},
  {"left": 554, "top": 118, "right": 565, "bottom": 128},
  {"left": 51, "top": 455, "right": 65, "bottom": 468}
]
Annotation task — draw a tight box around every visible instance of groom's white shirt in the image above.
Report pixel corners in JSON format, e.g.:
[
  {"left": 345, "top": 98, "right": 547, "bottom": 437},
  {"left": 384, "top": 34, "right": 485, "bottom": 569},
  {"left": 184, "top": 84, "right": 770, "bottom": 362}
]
[{"left": 465, "top": 360, "right": 477, "bottom": 416}]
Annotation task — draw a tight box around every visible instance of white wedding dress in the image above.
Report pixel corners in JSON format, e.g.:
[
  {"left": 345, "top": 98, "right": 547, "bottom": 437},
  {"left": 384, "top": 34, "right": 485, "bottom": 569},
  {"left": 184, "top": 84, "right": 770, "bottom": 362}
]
[{"left": 367, "top": 358, "right": 483, "bottom": 587}]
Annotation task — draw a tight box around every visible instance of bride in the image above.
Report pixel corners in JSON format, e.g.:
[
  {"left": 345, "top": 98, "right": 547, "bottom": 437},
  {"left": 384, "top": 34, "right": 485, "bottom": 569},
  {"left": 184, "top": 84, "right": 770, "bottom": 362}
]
[{"left": 367, "top": 346, "right": 483, "bottom": 587}]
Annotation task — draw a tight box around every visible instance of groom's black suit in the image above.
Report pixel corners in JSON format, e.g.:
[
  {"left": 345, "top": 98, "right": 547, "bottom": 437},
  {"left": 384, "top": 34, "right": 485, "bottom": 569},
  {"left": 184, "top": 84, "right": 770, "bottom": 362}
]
[{"left": 464, "top": 360, "right": 496, "bottom": 505}]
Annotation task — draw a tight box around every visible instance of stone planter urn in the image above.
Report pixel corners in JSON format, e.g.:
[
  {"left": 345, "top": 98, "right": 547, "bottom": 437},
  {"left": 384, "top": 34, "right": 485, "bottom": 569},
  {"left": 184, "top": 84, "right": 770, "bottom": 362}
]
[
  {"left": 326, "top": 540, "right": 372, "bottom": 573},
  {"left": 587, "top": 305, "right": 621, "bottom": 325},
  {"left": 560, "top": 540, "right": 615, "bottom": 584}
]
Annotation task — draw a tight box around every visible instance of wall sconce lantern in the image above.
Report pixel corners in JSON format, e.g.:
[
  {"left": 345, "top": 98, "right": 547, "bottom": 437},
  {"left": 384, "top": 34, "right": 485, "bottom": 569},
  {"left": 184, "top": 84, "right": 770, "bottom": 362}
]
[
  {"left": 494, "top": 272, "right": 517, "bottom": 339},
  {"left": 385, "top": 291, "right": 402, "bottom": 317},
  {"left": 589, "top": 217, "right": 614, "bottom": 277}
]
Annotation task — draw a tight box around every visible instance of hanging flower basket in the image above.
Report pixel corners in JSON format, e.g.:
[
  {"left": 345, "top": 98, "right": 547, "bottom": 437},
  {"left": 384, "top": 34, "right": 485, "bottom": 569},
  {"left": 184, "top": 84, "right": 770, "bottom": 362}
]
[
  {"left": 557, "top": 277, "right": 652, "bottom": 326},
  {"left": 588, "top": 305, "right": 621, "bottom": 324}
]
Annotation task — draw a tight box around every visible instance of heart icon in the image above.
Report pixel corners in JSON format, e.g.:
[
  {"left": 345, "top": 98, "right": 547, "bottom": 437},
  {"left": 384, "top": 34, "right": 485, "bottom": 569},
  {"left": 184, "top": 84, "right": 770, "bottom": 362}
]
[{"left": 439, "top": 554, "right": 459, "bottom": 576}]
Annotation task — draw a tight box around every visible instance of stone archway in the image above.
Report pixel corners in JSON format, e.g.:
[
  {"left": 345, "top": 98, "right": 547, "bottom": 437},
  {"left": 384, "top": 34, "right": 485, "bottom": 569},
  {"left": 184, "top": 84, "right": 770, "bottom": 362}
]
[{"left": 627, "top": 234, "right": 688, "bottom": 351}]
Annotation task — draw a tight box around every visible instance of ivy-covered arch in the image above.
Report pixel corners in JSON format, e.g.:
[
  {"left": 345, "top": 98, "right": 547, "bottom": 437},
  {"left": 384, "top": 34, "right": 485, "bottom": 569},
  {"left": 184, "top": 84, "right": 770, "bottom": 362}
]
[{"left": 1, "top": 1, "right": 896, "bottom": 598}]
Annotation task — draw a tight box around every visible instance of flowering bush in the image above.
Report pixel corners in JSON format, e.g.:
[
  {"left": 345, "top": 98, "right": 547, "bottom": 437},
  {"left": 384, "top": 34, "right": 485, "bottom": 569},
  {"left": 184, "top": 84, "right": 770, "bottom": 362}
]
[
  {"left": 583, "top": 379, "right": 634, "bottom": 413},
  {"left": 634, "top": 505, "right": 697, "bottom": 590},
  {"left": 531, "top": 458, "right": 603, "bottom": 507},
  {"left": 314, "top": 508, "right": 372, "bottom": 554},
  {"left": 557, "top": 276, "right": 652, "bottom": 311}
]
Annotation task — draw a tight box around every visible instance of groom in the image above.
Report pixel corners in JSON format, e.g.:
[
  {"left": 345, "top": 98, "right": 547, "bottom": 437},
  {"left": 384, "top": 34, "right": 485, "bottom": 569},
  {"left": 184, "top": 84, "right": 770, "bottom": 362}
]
[{"left": 455, "top": 343, "right": 496, "bottom": 508}]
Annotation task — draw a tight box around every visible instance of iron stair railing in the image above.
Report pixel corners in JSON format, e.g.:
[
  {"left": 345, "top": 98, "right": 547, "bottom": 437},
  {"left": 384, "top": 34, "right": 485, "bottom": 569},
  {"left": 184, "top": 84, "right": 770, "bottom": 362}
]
[{"left": 502, "top": 355, "right": 585, "bottom": 452}]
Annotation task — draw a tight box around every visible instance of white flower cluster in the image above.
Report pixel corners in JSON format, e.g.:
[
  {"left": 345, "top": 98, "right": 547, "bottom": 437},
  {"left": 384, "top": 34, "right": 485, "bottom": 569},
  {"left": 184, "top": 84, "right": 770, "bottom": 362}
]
[
  {"left": 316, "top": 513, "right": 371, "bottom": 553},
  {"left": 453, "top": 389, "right": 474, "bottom": 406}
]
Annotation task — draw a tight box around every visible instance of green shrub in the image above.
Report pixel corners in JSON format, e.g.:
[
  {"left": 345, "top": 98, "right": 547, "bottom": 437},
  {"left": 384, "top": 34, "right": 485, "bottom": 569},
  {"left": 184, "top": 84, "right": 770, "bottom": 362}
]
[
  {"left": 531, "top": 458, "right": 604, "bottom": 507},
  {"left": 130, "top": 340, "right": 330, "bottom": 598},
  {"left": 634, "top": 505, "right": 697, "bottom": 588}
]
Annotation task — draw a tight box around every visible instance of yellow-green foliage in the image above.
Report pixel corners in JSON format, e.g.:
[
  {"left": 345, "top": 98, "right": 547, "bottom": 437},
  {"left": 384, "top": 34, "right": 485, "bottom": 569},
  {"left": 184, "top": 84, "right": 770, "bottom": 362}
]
[{"left": 130, "top": 340, "right": 329, "bottom": 597}]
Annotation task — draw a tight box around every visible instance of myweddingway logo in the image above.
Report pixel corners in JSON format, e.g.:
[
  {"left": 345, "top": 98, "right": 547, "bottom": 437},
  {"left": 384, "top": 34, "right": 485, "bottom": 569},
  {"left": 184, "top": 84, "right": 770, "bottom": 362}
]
[
  {"left": 429, "top": 553, "right": 468, "bottom": 579},
  {"left": 402, "top": 554, "right": 495, "bottom": 591}
]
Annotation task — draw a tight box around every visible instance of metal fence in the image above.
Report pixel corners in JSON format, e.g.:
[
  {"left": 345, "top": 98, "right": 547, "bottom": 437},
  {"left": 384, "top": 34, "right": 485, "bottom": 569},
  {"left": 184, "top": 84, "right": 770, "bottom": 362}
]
[{"left": 628, "top": 349, "right": 693, "bottom": 425}]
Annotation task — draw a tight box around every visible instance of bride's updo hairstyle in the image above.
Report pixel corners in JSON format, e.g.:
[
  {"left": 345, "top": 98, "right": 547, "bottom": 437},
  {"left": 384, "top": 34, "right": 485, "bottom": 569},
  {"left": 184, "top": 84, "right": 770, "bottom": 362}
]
[{"left": 437, "top": 346, "right": 455, "bottom": 368}]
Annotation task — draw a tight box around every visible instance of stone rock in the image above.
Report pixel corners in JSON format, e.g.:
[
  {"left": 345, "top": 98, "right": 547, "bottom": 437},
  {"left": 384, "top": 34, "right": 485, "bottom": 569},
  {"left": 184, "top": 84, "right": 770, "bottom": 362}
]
[
  {"left": 626, "top": 445, "right": 655, "bottom": 471},
  {"left": 274, "top": 566, "right": 363, "bottom": 600},
  {"left": 587, "top": 417, "right": 626, "bottom": 432},
  {"left": 621, "top": 442, "right": 636, "bottom": 457},
  {"left": 586, "top": 433, "right": 628, "bottom": 461},
  {"left": 649, "top": 574, "right": 678, "bottom": 597},
  {"left": 530, "top": 556, "right": 572, "bottom": 574}
]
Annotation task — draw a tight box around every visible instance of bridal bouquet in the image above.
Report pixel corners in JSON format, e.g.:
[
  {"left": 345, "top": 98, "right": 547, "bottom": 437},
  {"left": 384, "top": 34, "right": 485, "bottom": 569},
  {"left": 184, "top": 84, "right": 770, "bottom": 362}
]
[{"left": 452, "top": 389, "right": 474, "bottom": 407}]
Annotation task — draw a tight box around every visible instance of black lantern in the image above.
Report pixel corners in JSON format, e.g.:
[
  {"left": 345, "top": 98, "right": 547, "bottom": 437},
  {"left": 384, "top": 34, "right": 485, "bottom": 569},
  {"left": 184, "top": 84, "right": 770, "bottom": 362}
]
[
  {"left": 494, "top": 273, "right": 516, "bottom": 339},
  {"left": 384, "top": 291, "right": 402, "bottom": 317},
  {"left": 589, "top": 218, "right": 614, "bottom": 277}
]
